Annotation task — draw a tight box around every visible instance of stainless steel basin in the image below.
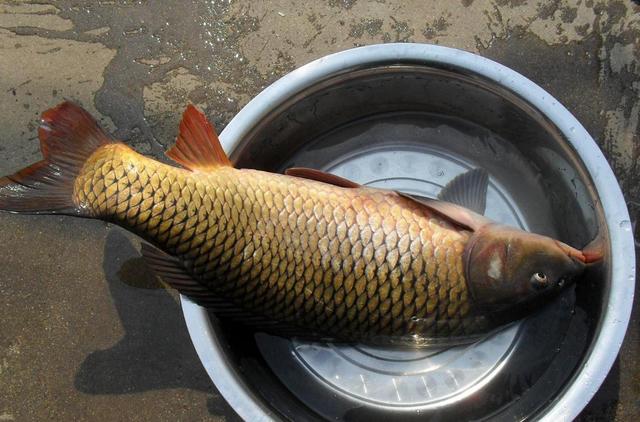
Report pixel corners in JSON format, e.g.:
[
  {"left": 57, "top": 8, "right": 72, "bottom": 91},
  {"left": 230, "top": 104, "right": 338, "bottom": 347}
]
[{"left": 181, "top": 44, "right": 635, "bottom": 421}]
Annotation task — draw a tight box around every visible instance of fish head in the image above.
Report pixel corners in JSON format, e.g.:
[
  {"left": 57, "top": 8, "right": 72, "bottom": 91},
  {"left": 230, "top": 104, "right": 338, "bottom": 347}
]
[{"left": 464, "top": 224, "right": 599, "bottom": 315}]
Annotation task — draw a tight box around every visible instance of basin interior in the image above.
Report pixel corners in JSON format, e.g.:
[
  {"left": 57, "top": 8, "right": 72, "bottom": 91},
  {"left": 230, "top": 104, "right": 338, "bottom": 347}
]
[{"left": 211, "top": 64, "right": 609, "bottom": 421}]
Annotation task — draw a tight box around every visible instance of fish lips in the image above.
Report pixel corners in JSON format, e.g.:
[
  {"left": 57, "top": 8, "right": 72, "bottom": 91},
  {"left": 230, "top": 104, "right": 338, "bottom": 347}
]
[{"left": 554, "top": 239, "right": 603, "bottom": 265}]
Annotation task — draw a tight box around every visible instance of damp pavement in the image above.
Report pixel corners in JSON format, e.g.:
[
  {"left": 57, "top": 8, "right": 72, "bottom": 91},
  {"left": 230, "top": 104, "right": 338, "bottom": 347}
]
[{"left": 0, "top": 1, "right": 638, "bottom": 420}]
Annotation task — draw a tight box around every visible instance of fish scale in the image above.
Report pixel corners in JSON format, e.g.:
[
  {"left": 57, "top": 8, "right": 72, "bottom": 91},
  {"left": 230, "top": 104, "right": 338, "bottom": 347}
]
[{"left": 71, "top": 143, "right": 481, "bottom": 341}]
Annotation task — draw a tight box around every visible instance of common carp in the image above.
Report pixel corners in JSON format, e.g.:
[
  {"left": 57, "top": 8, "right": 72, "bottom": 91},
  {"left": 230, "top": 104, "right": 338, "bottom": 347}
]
[{"left": 0, "top": 102, "right": 600, "bottom": 345}]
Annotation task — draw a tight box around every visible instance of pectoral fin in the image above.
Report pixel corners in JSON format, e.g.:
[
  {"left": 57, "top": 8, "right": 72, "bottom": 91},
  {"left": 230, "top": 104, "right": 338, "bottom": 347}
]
[
  {"left": 397, "top": 168, "right": 491, "bottom": 231},
  {"left": 398, "top": 193, "right": 491, "bottom": 231},
  {"left": 437, "top": 168, "right": 489, "bottom": 215}
]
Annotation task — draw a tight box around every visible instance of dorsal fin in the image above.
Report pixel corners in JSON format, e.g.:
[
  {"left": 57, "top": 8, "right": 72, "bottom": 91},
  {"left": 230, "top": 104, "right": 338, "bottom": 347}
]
[
  {"left": 437, "top": 168, "right": 488, "bottom": 215},
  {"left": 166, "top": 105, "right": 232, "bottom": 171},
  {"left": 285, "top": 167, "right": 361, "bottom": 188},
  {"left": 397, "top": 192, "right": 491, "bottom": 231}
]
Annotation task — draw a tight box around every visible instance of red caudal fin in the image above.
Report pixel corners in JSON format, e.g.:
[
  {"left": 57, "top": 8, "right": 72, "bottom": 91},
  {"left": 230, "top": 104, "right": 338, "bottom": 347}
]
[{"left": 0, "top": 101, "right": 113, "bottom": 214}]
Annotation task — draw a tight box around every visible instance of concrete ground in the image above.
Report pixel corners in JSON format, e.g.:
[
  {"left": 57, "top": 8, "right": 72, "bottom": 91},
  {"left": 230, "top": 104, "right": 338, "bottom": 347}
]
[{"left": 0, "top": 0, "right": 638, "bottom": 420}]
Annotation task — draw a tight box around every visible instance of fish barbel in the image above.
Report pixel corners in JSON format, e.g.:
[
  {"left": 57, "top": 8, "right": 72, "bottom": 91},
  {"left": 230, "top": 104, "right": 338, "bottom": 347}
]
[{"left": 0, "top": 102, "right": 600, "bottom": 344}]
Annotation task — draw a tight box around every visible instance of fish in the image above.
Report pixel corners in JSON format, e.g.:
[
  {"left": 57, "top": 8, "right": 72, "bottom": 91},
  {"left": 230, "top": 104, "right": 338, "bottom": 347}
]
[{"left": 0, "top": 101, "right": 601, "bottom": 345}]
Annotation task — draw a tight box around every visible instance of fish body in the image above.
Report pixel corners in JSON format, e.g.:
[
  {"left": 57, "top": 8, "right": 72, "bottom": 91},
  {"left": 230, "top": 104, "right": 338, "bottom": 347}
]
[
  {"left": 0, "top": 102, "right": 598, "bottom": 345},
  {"left": 74, "top": 143, "right": 477, "bottom": 339}
]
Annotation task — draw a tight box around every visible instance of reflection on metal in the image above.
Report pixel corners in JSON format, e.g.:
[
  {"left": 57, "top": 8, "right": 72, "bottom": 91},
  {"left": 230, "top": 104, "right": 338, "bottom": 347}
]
[
  {"left": 626, "top": 201, "right": 639, "bottom": 249},
  {"left": 291, "top": 324, "right": 518, "bottom": 407}
]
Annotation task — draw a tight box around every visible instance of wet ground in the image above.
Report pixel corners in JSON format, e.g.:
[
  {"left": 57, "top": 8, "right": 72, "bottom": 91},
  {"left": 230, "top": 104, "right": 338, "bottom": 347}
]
[{"left": 0, "top": 0, "right": 638, "bottom": 420}]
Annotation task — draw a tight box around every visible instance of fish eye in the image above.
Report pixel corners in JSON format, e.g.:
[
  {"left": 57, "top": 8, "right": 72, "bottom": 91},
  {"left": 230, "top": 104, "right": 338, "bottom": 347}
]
[
  {"left": 530, "top": 272, "right": 548, "bottom": 288},
  {"left": 533, "top": 272, "right": 547, "bottom": 282}
]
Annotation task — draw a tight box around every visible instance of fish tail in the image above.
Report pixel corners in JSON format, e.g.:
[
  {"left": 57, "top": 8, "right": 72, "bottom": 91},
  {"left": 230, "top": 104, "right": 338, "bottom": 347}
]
[{"left": 0, "top": 101, "right": 113, "bottom": 214}]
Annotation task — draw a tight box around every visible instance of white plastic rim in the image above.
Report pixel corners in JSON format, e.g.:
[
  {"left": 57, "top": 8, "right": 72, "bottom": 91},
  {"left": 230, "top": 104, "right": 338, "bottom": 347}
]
[{"left": 180, "top": 43, "right": 636, "bottom": 422}]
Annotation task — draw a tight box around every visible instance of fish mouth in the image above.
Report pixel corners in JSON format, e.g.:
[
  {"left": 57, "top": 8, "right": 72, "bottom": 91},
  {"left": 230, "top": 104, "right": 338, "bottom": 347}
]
[{"left": 554, "top": 240, "right": 603, "bottom": 264}]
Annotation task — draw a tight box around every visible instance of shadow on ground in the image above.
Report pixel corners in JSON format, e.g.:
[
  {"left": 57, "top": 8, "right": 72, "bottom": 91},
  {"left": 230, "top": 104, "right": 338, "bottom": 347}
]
[{"left": 74, "top": 229, "right": 240, "bottom": 420}]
